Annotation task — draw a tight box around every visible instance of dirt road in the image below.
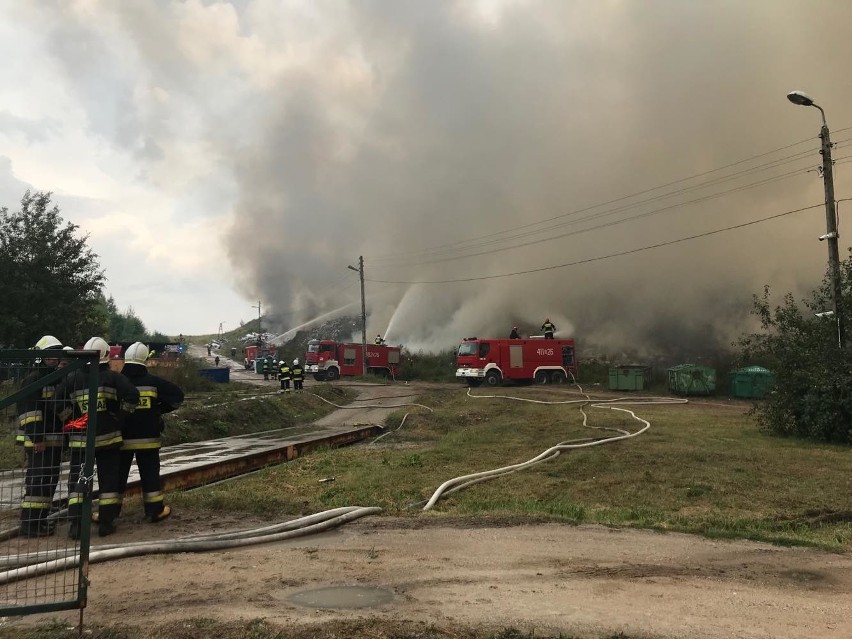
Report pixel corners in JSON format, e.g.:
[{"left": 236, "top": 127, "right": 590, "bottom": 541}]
[{"left": 39, "top": 518, "right": 852, "bottom": 638}]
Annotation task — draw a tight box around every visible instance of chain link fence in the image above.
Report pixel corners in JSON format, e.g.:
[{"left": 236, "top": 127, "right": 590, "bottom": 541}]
[{"left": 0, "top": 350, "right": 98, "bottom": 616}]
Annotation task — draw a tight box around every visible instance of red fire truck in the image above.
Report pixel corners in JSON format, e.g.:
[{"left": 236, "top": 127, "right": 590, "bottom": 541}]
[
  {"left": 456, "top": 337, "right": 577, "bottom": 386},
  {"left": 305, "top": 339, "right": 402, "bottom": 381}
]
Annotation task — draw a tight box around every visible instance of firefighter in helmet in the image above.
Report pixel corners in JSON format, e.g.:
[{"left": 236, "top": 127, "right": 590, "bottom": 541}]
[
  {"left": 17, "top": 335, "right": 66, "bottom": 537},
  {"left": 375, "top": 334, "right": 384, "bottom": 345},
  {"left": 541, "top": 318, "right": 556, "bottom": 339},
  {"left": 509, "top": 326, "right": 521, "bottom": 339},
  {"left": 291, "top": 358, "right": 304, "bottom": 392},
  {"left": 55, "top": 337, "right": 139, "bottom": 538},
  {"left": 118, "top": 342, "right": 184, "bottom": 523},
  {"left": 279, "top": 358, "right": 292, "bottom": 392}
]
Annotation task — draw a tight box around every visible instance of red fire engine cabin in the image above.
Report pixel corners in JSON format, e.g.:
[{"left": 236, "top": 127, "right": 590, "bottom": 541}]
[
  {"left": 305, "top": 339, "right": 401, "bottom": 381},
  {"left": 456, "top": 337, "right": 577, "bottom": 386}
]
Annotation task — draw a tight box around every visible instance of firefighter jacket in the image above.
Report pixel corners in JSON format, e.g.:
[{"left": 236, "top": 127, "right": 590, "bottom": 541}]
[
  {"left": 119, "top": 364, "right": 185, "bottom": 450},
  {"left": 278, "top": 362, "right": 291, "bottom": 380},
  {"left": 291, "top": 363, "right": 303, "bottom": 380},
  {"left": 541, "top": 321, "right": 556, "bottom": 334},
  {"left": 16, "top": 365, "right": 64, "bottom": 449},
  {"left": 55, "top": 364, "right": 139, "bottom": 450}
]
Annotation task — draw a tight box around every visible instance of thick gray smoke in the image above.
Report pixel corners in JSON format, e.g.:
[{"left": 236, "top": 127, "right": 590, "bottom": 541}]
[{"left": 13, "top": 1, "right": 852, "bottom": 357}]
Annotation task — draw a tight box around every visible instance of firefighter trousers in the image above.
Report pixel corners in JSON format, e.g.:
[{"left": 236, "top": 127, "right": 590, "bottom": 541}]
[
  {"left": 280, "top": 378, "right": 291, "bottom": 391},
  {"left": 293, "top": 378, "right": 303, "bottom": 391},
  {"left": 20, "top": 447, "right": 62, "bottom": 534},
  {"left": 118, "top": 448, "right": 165, "bottom": 518},
  {"left": 68, "top": 446, "right": 123, "bottom": 533}
]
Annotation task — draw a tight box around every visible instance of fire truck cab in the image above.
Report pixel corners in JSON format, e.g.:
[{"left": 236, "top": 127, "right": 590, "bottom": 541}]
[
  {"left": 305, "top": 339, "right": 401, "bottom": 381},
  {"left": 456, "top": 337, "right": 577, "bottom": 386}
]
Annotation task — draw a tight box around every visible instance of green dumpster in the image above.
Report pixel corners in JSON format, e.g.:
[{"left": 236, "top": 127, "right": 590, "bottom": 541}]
[
  {"left": 667, "top": 364, "right": 716, "bottom": 396},
  {"left": 608, "top": 366, "right": 652, "bottom": 391},
  {"left": 728, "top": 366, "right": 775, "bottom": 399}
]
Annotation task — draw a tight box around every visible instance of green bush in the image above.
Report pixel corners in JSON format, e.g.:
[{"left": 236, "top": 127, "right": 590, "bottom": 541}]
[{"left": 739, "top": 260, "right": 852, "bottom": 444}]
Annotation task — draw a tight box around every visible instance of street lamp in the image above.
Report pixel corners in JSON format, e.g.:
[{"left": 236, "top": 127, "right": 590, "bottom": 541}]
[{"left": 787, "top": 90, "right": 844, "bottom": 349}]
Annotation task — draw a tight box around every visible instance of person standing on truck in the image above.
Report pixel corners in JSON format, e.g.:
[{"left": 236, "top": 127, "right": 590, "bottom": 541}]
[
  {"left": 375, "top": 334, "right": 384, "bottom": 345},
  {"left": 118, "top": 342, "right": 184, "bottom": 524},
  {"left": 509, "top": 326, "right": 521, "bottom": 339},
  {"left": 292, "top": 359, "right": 304, "bottom": 392},
  {"left": 541, "top": 318, "right": 556, "bottom": 339}
]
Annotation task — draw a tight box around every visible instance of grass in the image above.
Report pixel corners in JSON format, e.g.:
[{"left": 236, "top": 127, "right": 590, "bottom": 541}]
[{"left": 176, "top": 386, "right": 852, "bottom": 550}]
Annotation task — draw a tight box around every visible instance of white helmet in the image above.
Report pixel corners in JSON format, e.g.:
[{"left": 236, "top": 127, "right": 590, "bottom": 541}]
[
  {"left": 62, "top": 345, "right": 73, "bottom": 351},
  {"left": 293, "top": 358, "right": 299, "bottom": 366},
  {"left": 84, "top": 336, "right": 110, "bottom": 364},
  {"left": 35, "top": 335, "right": 63, "bottom": 350},
  {"left": 124, "top": 342, "right": 150, "bottom": 365}
]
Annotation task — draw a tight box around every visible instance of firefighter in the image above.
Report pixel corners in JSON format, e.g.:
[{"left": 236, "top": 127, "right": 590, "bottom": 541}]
[
  {"left": 292, "top": 358, "right": 304, "bottom": 392},
  {"left": 509, "top": 326, "right": 521, "bottom": 339},
  {"left": 214, "top": 355, "right": 220, "bottom": 367},
  {"left": 375, "top": 334, "right": 384, "bottom": 345},
  {"left": 541, "top": 318, "right": 556, "bottom": 339},
  {"left": 118, "top": 342, "right": 184, "bottom": 523},
  {"left": 55, "top": 337, "right": 139, "bottom": 539},
  {"left": 17, "top": 335, "right": 66, "bottom": 537},
  {"left": 279, "top": 359, "right": 292, "bottom": 392},
  {"left": 262, "top": 356, "right": 270, "bottom": 381}
]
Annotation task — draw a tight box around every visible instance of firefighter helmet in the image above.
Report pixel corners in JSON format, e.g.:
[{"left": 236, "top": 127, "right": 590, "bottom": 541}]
[
  {"left": 124, "top": 342, "right": 150, "bottom": 365},
  {"left": 62, "top": 345, "right": 73, "bottom": 351},
  {"left": 83, "top": 337, "right": 110, "bottom": 364},
  {"left": 293, "top": 358, "right": 299, "bottom": 366},
  {"left": 35, "top": 335, "right": 63, "bottom": 350}
]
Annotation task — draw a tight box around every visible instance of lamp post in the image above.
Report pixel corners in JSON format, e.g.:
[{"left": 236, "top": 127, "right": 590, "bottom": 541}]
[
  {"left": 348, "top": 256, "right": 367, "bottom": 375},
  {"left": 787, "top": 90, "right": 844, "bottom": 350}
]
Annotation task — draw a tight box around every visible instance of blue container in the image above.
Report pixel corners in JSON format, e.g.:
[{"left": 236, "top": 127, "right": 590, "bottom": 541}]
[{"left": 199, "top": 367, "right": 230, "bottom": 383}]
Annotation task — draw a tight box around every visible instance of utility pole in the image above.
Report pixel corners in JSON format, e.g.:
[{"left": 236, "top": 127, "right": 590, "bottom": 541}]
[
  {"left": 252, "top": 301, "right": 263, "bottom": 349},
  {"left": 348, "top": 256, "right": 367, "bottom": 375},
  {"left": 819, "top": 121, "right": 844, "bottom": 350},
  {"left": 787, "top": 91, "right": 844, "bottom": 350}
]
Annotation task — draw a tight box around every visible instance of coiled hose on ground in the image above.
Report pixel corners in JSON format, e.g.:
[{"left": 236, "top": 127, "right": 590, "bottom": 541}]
[{"left": 419, "top": 381, "right": 687, "bottom": 510}]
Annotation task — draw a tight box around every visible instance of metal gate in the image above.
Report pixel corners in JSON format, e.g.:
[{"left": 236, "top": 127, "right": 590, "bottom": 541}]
[{"left": 0, "top": 349, "right": 98, "bottom": 615}]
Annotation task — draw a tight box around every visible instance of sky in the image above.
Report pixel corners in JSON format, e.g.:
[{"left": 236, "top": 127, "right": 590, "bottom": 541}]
[{"left": 2, "top": 0, "right": 852, "bottom": 357}]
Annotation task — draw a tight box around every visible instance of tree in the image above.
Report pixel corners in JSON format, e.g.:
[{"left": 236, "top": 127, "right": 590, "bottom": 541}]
[
  {"left": 0, "top": 191, "right": 107, "bottom": 347},
  {"left": 739, "top": 254, "right": 852, "bottom": 444}
]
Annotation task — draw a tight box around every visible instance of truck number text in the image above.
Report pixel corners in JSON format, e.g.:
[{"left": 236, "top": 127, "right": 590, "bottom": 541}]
[{"left": 536, "top": 349, "right": 554, "bottom": 356}]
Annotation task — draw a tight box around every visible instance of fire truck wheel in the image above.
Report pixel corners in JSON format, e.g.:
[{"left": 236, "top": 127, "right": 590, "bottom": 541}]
[
  {"left": 534, "top": 370, "right": 550, "bottom": 385},
  {"left": 313, "top": 373, "right": 326, "bottom": 381},
  {"left": 325, "top": 367, "right": 340, "bottom": 381},
  {"left": 484, "top": 370, "right": 502, "bottom": 386},
  {"left": 550, "top": 371, "right": 566, "bottom": 384}
]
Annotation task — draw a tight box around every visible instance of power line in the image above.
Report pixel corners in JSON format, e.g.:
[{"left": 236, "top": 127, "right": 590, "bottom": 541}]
[
  {"left": 372, "top": 164, "right": 815, "bottom": 269},
  {"left": 370, "top": 134, "right": 836, "bottom": 264},
  {"left": 366, "top": 203, "right": 824, "bottom": 284},
  {"left": 371, "top": 130, "right": 852, "bottom": 266}
]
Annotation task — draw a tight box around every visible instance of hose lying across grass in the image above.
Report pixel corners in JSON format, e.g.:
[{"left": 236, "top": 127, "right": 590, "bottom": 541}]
[
  {"left": 420, "top": 381, "right": 687, "bottom": 511},
  {"left": 0, "top": 506, "right": 380, "bottom": 584}
]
